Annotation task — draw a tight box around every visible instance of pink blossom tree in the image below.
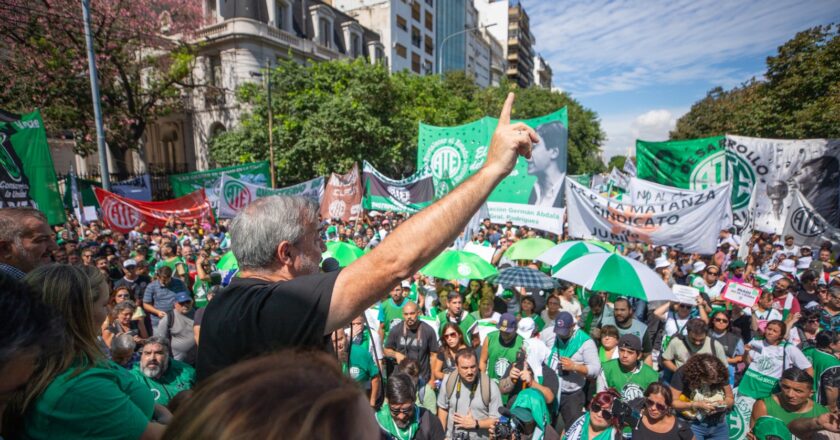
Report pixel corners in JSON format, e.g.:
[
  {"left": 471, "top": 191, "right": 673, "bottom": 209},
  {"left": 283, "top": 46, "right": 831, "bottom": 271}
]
[{"left": 0, "top": 0, "right": 204, "bottom": 174}]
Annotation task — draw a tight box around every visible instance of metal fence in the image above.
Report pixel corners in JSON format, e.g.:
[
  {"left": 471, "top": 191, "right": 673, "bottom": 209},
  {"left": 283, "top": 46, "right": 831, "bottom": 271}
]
[{"left": 56, "top": 170, "right": 177, "bottom": 201}]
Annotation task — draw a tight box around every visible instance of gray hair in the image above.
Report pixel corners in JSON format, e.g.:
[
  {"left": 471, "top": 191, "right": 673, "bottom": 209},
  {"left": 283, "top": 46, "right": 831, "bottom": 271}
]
[
  {"left": 230, "top": 196, "right": 319, "bottom": 270},
  {"left": 0, "top": 207, "right": 47, "bottom": 243},
  {"left": 144, "top": 335, "right": 171, "bottom": 356},
  {"left": 111, "top": 333, "right": 137, "bottom": 354},
  {"left": 113, "top": 300, "right": 137, "bottom": 315}
]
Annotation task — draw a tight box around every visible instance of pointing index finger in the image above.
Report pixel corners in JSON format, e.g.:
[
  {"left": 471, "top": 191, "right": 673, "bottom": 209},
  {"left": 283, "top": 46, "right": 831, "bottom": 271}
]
[{"left": 498, "top": 92, "right": 514, "bottom": 126}]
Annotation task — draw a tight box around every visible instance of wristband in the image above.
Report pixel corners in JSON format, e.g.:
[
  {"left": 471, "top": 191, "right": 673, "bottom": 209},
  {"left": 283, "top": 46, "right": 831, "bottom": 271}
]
[{"left": 474, "top": 420, "right": 479, "bottom": 430}]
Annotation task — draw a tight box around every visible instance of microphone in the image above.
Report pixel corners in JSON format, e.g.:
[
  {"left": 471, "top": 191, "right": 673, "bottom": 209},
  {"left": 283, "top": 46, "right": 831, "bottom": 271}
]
[{"left": 321, "top": 257, "right": 340, "bottom": 273}]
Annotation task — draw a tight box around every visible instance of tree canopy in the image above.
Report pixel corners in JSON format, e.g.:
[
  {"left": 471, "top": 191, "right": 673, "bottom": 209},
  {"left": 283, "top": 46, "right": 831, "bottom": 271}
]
[
  {"left": 671, "top": 24, "right": 839, "bottom": 140},
  {"left": 210, "top": 59, "right": 606, "bottom": 186}
]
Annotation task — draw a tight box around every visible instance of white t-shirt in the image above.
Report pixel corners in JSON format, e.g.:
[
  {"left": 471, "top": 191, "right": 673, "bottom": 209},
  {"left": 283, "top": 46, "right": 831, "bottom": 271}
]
[
  {"left": 559, "top": 297, "right": 582, "bottom": 320},
  {"left": 663, "top": 311, "right": 691, "bottom": 338},
  {"left": 692, "top": 278, "right": 726, "bottom": 301},
  {"left": 747, "top": 338, "right": 811, "bottom": 373}
]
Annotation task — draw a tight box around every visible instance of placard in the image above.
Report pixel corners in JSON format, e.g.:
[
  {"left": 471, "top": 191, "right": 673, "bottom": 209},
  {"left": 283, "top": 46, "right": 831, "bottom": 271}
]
[
  {"left": 721, "top": 280, "right": 761, "bottom": 308},
  {"left": 672, "top": 284, "right": 700, "bottom": 305}
]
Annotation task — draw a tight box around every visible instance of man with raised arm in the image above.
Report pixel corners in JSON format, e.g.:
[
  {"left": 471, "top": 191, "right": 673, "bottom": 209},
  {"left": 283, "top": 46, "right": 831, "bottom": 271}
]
[{"left": 196, "top": 94, "right": 537, "bottom": 381}]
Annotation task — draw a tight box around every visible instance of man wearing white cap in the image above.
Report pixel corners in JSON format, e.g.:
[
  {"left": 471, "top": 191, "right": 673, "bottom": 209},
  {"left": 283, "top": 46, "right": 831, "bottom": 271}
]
[
  {"left": 687, "top": 260, "right": 706, "bottom": 286},
  {"left": 691, "top": 264, "right": 726, "bottom": 307},
  {"left": 654, "top": 256, "right": 674, "bottom": 287},
  {"left": 114, "top": 258, "right": 151, "bottom": 302}
]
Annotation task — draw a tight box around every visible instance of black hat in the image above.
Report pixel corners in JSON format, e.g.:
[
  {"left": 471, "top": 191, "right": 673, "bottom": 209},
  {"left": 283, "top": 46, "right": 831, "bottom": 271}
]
[{"left": 618, "top": 334, "right": 642, "bottom": 352}]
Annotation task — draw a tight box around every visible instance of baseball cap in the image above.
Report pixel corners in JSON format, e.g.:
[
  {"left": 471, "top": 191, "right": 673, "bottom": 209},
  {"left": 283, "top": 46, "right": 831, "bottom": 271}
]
[
  {"left": 691, "top": 261, "right": 706, "bottom": 274},
  {"left": 728, "top": 260, "right": 745, "bottom": 270},
  {"left": 122, "top": 259, "right": 137, "bottom": 269},
  {"left": 400, "top": 280, "right": 411, "bottom": 289},
  {"left": 517, "top": 317, "right": 536, "bottom": 339},
  {"left": 618, "top": 334, "right": 642, "bottom": 352},
  {"left": 752, "top": 416, "right": 792, "bottom": 440},
  {"left": 175, "top": 292, "right": 192, "bottom": 303},
  {"left": 553, "top": 312, "right": 574, "bottom": 337},
  {"left": 509, "top": 407, "right": 535, "bottom": 424},
  {"left": 497, "top": 313, "right": 517, "bottom": 333},
  {"left": 654, "top": 257, "right": 670, "bottom": 269}
]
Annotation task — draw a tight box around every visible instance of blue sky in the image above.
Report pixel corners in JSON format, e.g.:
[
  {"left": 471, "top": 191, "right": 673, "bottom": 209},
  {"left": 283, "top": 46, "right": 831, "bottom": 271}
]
[{"left": 519, "top": 0, "right": 839, "bottom": 162}]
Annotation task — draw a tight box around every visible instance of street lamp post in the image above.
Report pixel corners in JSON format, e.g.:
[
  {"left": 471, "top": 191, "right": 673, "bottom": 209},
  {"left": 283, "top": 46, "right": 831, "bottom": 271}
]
[
  {"left": 437, "top": 23, "right": 497, "bottom": 76},
  {"left": 250, "top": 62, "right": 276, "bottom": 188},
  {"left": 81, "top": 0, "right": 110, "bottom": 190}
]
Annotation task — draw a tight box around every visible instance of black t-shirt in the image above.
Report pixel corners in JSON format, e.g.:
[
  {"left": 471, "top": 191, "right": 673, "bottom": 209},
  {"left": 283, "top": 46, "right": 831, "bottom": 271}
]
[
  {"left": 797, "top": 287, "right": 820, "bottom": 308},
  {"left": 195, "top": 271, "right": 338, "bottom": 382},
  {"left": 632, "top": 417, "right": 693, "bottom": 440},
  {"left": 114, "top": 275, "right": 151, "bottom": 303},
  {"left": 385, "top": 321, "right": 439, "bottom": 382}
]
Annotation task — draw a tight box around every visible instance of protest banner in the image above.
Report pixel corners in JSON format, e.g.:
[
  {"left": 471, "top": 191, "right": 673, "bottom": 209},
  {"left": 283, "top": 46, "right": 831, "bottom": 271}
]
[
  {"left": 782, "top": 189, "right": 840, "bottom": 251},
  {"left": 169, "top": 161, "right": 270, "bottom": 208},
  {"left": 256, "top": 176, "right": 324, "bottom": 202},
  {"left": 463, "top": 242, "right": 496, "bottom": 264},
  {"left": 622, "top": 157, "right": 637, "bottom": 177},
  {"left": 0, "top": 110, "right": 65, "bottom": 224},
  {"left": 672, "top": 284, "right": 700, "bottom": 305},
  {"left": 417, "top": 108, "right": 568, "bottom": 234},
  {"left": 94, "top": 187, "right": 213, "bottom": 234},
  {"left": 623, "top": 177, "right": 733, "bottom": 227},
  {"left": 608, "top": 167, "right": 629, "bottom": 189},
  {"left": 721, "top": 280, "right": 761, "bottom": 308},
  {"left": 636, "top": 135, "right": 840, "bottom": 232},
  {"left": 321, "top": 163, "right": 363, "bottom": 222},
  {"left": 216, "top": 174, "right": 266, "bottom": 219},
  {"left": 564, "top": 178, "right": 732, "bottom": 254},
  {"left": 362, "top": 161, "right": 434, "bottom": 214},
  {"left": 112, "top": 174, "right": 152, "bottom": 201}
]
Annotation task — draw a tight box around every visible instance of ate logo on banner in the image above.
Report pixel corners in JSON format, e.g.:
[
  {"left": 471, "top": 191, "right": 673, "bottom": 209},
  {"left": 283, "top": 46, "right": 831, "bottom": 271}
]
[
  {"left": 387, "top": 185, "right": 410, "bottom": 204},
  {"left": 223, "top": 180, "right": 252, "bottom": 210},
  {"left": 102, "top": 197, "right": 141, "bottom": 230},
  {"left": 791, "top": 206, "right": 826, "bottom": 237},
  {"left": 425, "top": 138, "right": 469, "bottom": 184},
  {"left": 690, "top": 150, "right": 756, "bottom": 210}
]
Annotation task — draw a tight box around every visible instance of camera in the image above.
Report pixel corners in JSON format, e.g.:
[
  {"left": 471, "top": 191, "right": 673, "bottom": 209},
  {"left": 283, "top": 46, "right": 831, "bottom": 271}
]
[
  {"left": 610, "top": 398, "right": 636, "bottom": 428},
  {"left": 452, "top": 431, "right": 470, "bottom": 440},
  {"left": 493, "top": 408, "right": 524, "bottom": 440}
]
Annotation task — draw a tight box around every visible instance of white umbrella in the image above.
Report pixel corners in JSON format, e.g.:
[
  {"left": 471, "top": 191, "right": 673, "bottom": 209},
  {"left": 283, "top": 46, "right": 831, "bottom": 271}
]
[{"left": 552, "top": 253, "right": 676, "bottom": 302}]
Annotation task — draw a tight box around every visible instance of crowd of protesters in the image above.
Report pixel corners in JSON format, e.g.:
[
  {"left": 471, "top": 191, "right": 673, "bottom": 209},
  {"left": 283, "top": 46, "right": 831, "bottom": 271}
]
[{"left": 3, "top": 95, "right": 840, "bottom": 440}]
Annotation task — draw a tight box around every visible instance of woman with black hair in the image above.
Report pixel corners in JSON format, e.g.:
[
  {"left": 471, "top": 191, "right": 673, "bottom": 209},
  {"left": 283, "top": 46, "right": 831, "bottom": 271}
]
[
  {"left": 708, "top": 310, "right": 744, "bottom": 386},
  {"left": 741, "top": 320, "right": 814, "bottom": 400},
  {"left": 669, "top": 354, "right": 733, "bottom": 440},
  {"left": 802, "top": 331, "right": 840, "bottom": 411},
  {"left": 789, "top": 307, "right": 821, "bottom": 348},
  {"left": 633, "top": 382, "right": 694, "bottom": 440},
  {"left": 563, "top": 390, "right": 623, "bottom": 440}
]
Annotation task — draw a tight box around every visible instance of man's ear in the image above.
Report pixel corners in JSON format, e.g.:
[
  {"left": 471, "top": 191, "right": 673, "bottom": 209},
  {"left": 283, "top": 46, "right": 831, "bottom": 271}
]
[
  {"left": 276, "top": 241, "right": 293, "bottom": 265},
  {"left": 0, "top": 240, "right": 12, "bottom": 259}
]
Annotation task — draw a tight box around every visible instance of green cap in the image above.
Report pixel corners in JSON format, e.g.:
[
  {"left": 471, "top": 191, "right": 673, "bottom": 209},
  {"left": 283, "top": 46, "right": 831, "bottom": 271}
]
[
  {"left": 753, "top": 416, "right": 791, "bottom": 440},
  {"left": 728, "top": 260, "right": 746, "bottom": 270}
]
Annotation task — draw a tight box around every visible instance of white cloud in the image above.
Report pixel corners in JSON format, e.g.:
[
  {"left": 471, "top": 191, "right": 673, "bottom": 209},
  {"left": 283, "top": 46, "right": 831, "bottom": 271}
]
[
  {"left": 599, "top": 108, "right": 688, "bottom": 160},
  {"left": 523, "top": 0, "right": 837, "bottom": 97}
]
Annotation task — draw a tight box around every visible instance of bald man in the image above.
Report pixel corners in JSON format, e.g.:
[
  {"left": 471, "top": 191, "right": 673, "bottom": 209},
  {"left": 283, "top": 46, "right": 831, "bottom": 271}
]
[{"left": 383, "top": 301, "right": 439, "bottom": 382}]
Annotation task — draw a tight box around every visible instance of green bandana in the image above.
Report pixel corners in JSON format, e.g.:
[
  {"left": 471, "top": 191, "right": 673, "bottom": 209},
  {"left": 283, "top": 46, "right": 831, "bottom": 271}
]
[
  {"left": 376, "top": 404, "right": 419, "bottom": 440},
  {"left": 549, "top": 329, "right": 590, "bottom": 371}
]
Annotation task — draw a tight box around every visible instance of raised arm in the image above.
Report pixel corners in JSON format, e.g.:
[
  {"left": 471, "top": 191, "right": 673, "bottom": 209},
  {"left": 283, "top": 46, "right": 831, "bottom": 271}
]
[{"left": 327, "top": 93, "right": 537, "bottom": 333}]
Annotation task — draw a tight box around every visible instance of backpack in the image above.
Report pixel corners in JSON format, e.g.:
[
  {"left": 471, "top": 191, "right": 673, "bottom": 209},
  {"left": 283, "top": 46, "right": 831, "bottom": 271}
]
[{"left": 443, "top": 370, "right": 492, "bottom": 409}]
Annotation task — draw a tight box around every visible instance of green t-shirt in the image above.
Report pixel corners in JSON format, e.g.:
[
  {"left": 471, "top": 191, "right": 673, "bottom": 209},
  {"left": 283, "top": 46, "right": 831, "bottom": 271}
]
[
  {"left": 378, "top": 298, "right": 408, "bottom": 340},
  {"left": 437, "top": 311, "right": 477, "bottom": 345},
  {"left": 153, "top": 256, "right": 187, "bottom": 278},
  {"left": 192, "top": 278, "right": 211, "bottom": 308},
  {"left": 347, "top": 337, "right": 380, "bottom": 384},
  {"left": 24, "top": 360, "right": 154, "bottom": 440},
  {"left": 803, "top": 347, "right": 840, "bottom": 406},
  {"left": 762, "top": 394, "right": 828, "bottom": 425},
  {"left": 486, "top": 331, "right": 523, "bottom": 380},
  {"left": 130, "top": 359, "right": 195, "bottom": 407},
  {"left": 600, "top": 359, "right": 659, "bottom": 402},
  {"left": 516, "top": 312, "right": 546, "bottom": 332}
]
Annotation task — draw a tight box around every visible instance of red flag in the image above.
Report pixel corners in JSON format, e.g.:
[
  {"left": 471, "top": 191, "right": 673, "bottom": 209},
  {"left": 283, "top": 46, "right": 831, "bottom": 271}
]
[
  {"left": 320, "top": 163, "right": 363, "bottom": 222},
  {"left": 93, "top": 187, "right": 214, "bottom": 233}
]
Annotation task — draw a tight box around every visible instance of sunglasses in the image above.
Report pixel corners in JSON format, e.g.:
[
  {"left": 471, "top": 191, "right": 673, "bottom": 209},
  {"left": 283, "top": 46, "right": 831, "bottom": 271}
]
[
  {"left": 444, "top": 333, "right": 459, "bottom": 339},
  {"left": 807, "top": 318, "right": 820, "bottom": 323},
  {"left": 389, "top": 405, "right": 414, "bottom": 416},
  {"left": 706, "top": 271, "right": 719, "bottom": 276},
  {"left": 116, "top": 294, "right": 130, "bottom": 298},
  {"left": 714, "top": 317, "right": 729, "bottom": 324},
  {"left": 645, "top": 399, "right": 667, "bottom": 412},
  {"left": 678, "top": 304, "right": 692, "bottom": 309},
  {"left": 590, "top": 402, "right": 613, "bottom": 420}
]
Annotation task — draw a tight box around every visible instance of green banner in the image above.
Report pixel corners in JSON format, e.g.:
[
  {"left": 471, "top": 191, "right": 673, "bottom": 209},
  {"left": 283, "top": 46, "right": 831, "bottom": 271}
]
[
  {"left": 636, "top": 136, "right": 725, "bottom": 189},
  {"left": 169, "top": 161, "right": 270, "bottom": 207},
  {"left": 63, "top": 176, "right": 101, "bottom": 209},
  {"left": 417, "top": 108, "right": 568, "bottom": 233},
  {"left": 569, "top": 173, "right": 592, "bottom": 188},
  {"left": 0, "top": 110, "right": 66, "bottom": 225}
]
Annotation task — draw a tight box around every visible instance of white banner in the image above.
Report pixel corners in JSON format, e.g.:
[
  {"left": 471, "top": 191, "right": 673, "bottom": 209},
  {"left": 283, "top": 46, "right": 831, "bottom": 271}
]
[
  {"left": 487, "top": 202, "right": 565, "bottom": 235},
  {"left": 565, "top": 179, "right": 732, "bottom": 254},
  {"left": 726, "top": 136, "right": 840, "bottom": 234},
  {"left": 112, "top": 174, "right": 152, "bottom": 201},
  {"left": 623, "top": 177, "right": 733, "bottom": 228},
  {"left": 608, "top": 167, "right": 629, "bottom": 189},
  {"left": 217, "top": 174, "right": 266, "bottom": 219},
  {"left": 622, "top": 158, "right": 637, "bottom": 177}
]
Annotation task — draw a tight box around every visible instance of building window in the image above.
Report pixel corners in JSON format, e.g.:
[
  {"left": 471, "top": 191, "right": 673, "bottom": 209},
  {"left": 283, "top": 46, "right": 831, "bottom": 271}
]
[
  {"left": 275, "top": 0, "right": 288, "bottom": 30},
  {"left": 351, "top": 34, "right": 361, "bottom": 57},
  {"left": 424, "top": 11, "right": 432, "bottom": 31},
  {"left": 411, "top": 52, "right": 420, "bottom": 73},
  {"left": 423, "top": 60, "right": 432, "bottom": 74},
  {"left": 411, "top": 1, "right": 420, "bottom": 21},
  {"left": 205, "top": 0, "right": 217, "bottom": 23},
  {"left": 411, "top": 26, "right": 421, "bottom": 48},
  {"left": 425, "top": 0, "right": 433, "bottom": 6},
  {"left": 209, "top": 55, "right": 222, "bottom": 88},
  {"left": 395, "top": 43, "right": 407, "bottom": 58},
  {"left": 396, "top": 15, "right": 407, "bottom": 32},
  {"left": 424, "top": 35, "right": 433, "bottom": 56},
  {"left": 319, "top": 18, "right": 331, "bottom": 47}
]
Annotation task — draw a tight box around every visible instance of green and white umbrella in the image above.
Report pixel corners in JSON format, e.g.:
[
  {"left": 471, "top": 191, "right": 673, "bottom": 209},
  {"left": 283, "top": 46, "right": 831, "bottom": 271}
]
[
  {"left": 503, "top": 238, "right": 556, "bottom": 261},
  {"left": 420, "top": 249, "right": 498, "bottom": 280},
  {"left": 323, "top": 241, "right": 365, "bottom": 267},
  {"left": 552, "top": 253, "right": 676, "bottom": 302},
  {"left": 537, "top": 240, "right": 609, "bottom": 273},
  {"left": 216, "top": 251, "right": 238, "bottom": 271}
]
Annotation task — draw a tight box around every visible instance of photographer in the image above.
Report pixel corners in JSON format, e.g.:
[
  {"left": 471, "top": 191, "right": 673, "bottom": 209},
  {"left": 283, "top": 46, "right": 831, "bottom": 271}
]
[
  {"left": 489, "top": 389, "right": 561, "bottom": 440},
  {"left": 438, "top": 349, "right": 502, "bottom": 439},
  {"left": 376, "top": 372, "right": 444, "bottom": 440}
]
